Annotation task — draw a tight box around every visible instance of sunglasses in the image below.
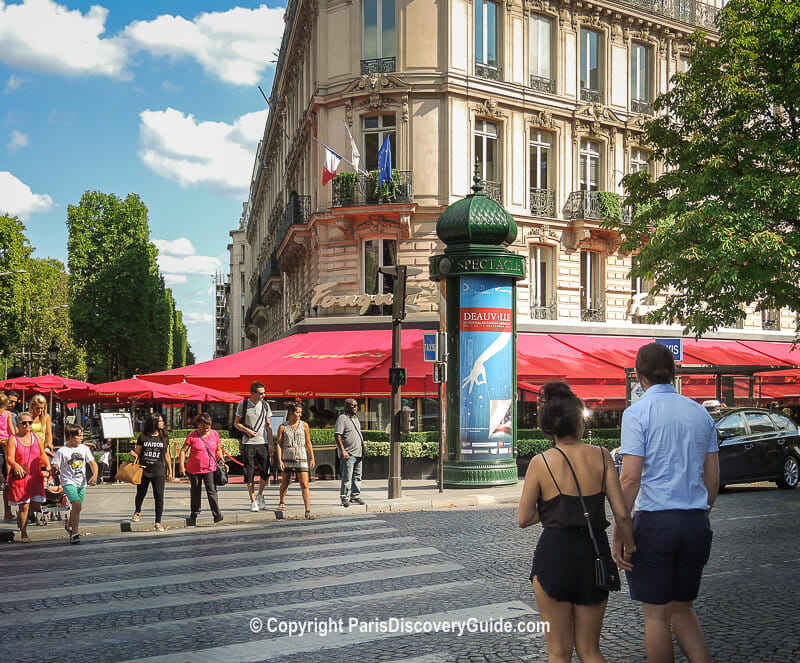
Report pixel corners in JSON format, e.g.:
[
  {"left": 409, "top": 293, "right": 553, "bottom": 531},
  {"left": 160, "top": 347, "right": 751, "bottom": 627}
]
[{"left": 18, "top": 421, "right": 33, "bottom": 426}]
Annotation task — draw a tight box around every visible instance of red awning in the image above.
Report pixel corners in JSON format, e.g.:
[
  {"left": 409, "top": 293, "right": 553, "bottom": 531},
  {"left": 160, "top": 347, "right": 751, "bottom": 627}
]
[
  {"left": 516, "top": 334, "right": 626, "bottom": 383},
  {"left": 518, "top": 381, "right": 625, "bottom": 408}
]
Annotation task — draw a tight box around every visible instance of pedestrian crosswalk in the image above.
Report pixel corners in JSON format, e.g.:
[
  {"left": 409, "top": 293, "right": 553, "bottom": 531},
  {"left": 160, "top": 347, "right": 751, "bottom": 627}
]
[{"left": 0, "top": 514, "right": 544, "bottom": 663}]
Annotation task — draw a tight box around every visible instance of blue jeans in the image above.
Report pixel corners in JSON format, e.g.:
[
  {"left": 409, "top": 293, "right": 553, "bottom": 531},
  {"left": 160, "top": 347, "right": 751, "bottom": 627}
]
[{"left": 339, "top": 455, "right": 362, "bottom": 500}]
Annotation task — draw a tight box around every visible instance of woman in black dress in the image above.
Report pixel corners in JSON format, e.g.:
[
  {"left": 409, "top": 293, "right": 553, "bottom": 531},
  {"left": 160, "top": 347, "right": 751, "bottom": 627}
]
[
  {"left": 130, "top": 413, "right": 173, "bottom": 531},
  {"left": 518, "top": 382, "right": 635, "bottom": 663}
]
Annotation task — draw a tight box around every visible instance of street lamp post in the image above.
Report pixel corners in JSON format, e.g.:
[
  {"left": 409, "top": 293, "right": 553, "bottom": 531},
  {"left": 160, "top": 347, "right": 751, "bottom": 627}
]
[{"left": 48, "top": 339, "right": 60, "bottom": 375}]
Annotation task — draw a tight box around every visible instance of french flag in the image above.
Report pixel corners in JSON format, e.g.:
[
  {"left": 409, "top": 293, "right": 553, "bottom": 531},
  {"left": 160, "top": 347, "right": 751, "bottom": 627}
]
[{"left": 321, "top": 146, "right": 342, "bottom": 185}]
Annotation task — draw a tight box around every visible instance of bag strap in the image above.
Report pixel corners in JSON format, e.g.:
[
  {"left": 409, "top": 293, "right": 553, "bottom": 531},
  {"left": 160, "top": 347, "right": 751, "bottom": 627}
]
[
  {"left": 552, "top": 446, "right": 602, "bottom": 559},
  {"left": 199, "top": 435, "right": 219, "bottom": 464}
]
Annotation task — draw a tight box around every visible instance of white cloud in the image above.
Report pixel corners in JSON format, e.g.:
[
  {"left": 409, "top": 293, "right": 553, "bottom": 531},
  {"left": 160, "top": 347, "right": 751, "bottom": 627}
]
[
  {"left": 8, "top": 129, "right": 28, "bottom": 151},
  {"left": 0, "top": 0, "right": 128, "bottom": 78},
  {"left": 183, "top": 312, "right": 213, "bottom": 325},
  {"left": 163, "top": 273, "right": 187, "bottom": 285},
  {"left": 123, "top": 5, "right": 284, "bottom": 86},
  {"left": 158, "top": 254, "right": 221, "bottom": 276},
  {"left": 138, "top": 107, "right": 267, "bottom": 197},
  {"left": 154, "top": 237, "right": 195, "bottom": 256},
  {"left": 4, "top": 74, "right": 23, "bottom": 94},
  {"left": 0, "top": 171, "right": 54, "bottom": 218}
]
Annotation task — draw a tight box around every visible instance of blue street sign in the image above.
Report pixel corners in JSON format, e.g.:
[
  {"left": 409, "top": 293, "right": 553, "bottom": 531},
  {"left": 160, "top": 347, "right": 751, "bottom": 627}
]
[
  {"left": 423, "top": 333, "right": 438, "bottom": 362},
  {"left": 655, "top": 337, "right": 683, "bottom": 362}
]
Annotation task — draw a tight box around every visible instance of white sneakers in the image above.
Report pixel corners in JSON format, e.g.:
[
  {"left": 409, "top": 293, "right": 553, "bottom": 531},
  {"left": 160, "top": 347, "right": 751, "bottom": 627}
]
[
  {"left": 259, "top": 494, "right": 268, "bottom": 508},
  {"left": 250, "top": 501, "right": 259, "bottom": 512}
]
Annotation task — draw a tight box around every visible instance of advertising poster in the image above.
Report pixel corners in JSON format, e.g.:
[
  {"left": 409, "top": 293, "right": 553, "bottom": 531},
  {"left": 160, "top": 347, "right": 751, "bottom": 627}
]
[{"left": 459, "top": 274, "right": 513, "bottom": 459}]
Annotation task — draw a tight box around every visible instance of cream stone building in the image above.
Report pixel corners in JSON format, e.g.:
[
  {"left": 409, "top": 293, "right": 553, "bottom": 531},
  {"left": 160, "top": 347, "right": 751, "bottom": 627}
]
[{"left": 224, "top": 0, "right": 789, "bottom": 388}]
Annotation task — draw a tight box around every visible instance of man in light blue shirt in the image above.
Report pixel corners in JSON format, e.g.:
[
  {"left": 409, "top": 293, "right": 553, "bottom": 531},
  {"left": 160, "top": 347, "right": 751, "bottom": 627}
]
[{"left": 614, "top": 342, "right": 719, "bottom": 663}]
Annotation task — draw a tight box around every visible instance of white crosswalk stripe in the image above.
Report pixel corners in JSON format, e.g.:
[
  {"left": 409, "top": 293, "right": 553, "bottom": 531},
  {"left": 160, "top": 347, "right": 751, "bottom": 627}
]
[{"left": 0, "top": 515, "right": 540, "bottom": 663}]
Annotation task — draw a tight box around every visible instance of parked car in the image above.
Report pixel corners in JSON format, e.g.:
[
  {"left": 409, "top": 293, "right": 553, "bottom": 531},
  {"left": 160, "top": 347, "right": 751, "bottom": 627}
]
[{"left": 611, "top": 407, "right": 800, "bottom": 490}]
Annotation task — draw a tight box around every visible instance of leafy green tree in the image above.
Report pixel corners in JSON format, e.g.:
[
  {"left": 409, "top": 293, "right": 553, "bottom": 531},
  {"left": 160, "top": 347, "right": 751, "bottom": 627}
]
[
  {"left": 172, "top": 307, "right": 188, "bottom": 368},
  {"left": 0, "top": 215, "right": 32, "bottom": 356},
  {"left": 185, "top": 345, "right": 196, "bottom": 366},
  {"left": 67, "top": 192, "right": 161, "bottom": 379},
  {"left": 609, "top": 0, "right": 800, "bottom": 336}
]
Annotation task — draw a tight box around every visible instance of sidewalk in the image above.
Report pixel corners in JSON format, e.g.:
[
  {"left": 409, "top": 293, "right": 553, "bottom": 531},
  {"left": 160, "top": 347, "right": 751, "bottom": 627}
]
[{"left": 0, "top": 476, "right": 524, "bottom": 543}]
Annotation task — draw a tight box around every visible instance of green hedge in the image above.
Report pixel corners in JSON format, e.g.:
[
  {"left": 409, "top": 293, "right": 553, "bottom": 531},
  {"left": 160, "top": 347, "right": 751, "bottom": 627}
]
[{"left": 517, "top": 438, "right": 620, "bottom": 456}]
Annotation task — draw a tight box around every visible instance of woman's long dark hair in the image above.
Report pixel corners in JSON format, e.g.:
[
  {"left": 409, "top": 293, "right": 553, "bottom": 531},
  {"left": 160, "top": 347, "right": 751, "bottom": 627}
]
[
  {"left": 537, "top": 382, "right": 584, "bottom": 440},
  {"left": 143, "top": 412, "right": 168, "bottom": 443}
]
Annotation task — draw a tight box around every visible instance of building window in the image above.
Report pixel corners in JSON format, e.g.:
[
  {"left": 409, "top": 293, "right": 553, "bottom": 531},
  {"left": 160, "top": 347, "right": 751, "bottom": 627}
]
[
  {"left": 475, "top": 0, "right": 500, "bottom": 78},
  {"left": 630, "top": 148, "right": 650, "bottom": 174},
  {"left": 475, "top": 119, "right": 500, "bottom": 202},
  {"left": 363, "top": 238, "right": 398, "bottom": 314},
  {"left": 579, "top": 139, "right": 601, "bottom": 192},
  {"left": 762, "top": 308, "right": 780, "bottom": 331},
  {"left": 530, "top": 245, "right": 556, "bottom": 319},
  {"left": 530, "top": 14, "right": 554, "bottom": 92},
  {"left": 678, "top": 55, "right": 690, "bottom": 73},
  {"left": 630, "top": 274, "right": 654, "bottom": 323},
  {"left": 580, "top": 29, "right": 601, "bottom": 102},
  {"left": 363, "top": 0, "right": 395, "bottom": 60},
  {"left": 529, "top": 130, "right": 554, "bottom": 216},
  {"left": 363, "top": 115, "right": 396, "bottom": 171},
  {"left": 631, "top": 43, "right": 651, "bottom": 113},
  {"left": 580, "top": 250, "right": 604, "bottom": 321}
]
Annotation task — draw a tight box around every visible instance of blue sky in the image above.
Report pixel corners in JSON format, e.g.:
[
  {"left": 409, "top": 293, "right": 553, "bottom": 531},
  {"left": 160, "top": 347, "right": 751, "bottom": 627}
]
[{"left": 0, "top": 0, "right": 284, "bottom": 362}]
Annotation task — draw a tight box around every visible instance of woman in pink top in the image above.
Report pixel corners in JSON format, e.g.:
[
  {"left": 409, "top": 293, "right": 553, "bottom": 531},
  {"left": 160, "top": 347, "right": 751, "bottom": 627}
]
[
  {"left": 1, "top": 393, "right": 15, "bottom": 520},
  {"left": 6, "top": 411, "right": 51, "bottom": 542},
  {"left": 178, "top": 413, "right": 224, "bottom": 527}
]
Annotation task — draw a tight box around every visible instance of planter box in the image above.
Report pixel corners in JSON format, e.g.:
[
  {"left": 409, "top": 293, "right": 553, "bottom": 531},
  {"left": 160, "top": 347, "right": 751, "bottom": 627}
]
[{"left": 362, "top": 456, "right": 438, "bottom": 480}]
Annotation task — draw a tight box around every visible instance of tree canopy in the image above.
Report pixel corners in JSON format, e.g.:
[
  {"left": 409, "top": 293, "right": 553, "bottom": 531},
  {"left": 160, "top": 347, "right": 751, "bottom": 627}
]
[
  {"left": 0, "top": 215, "right": 31, "bottom": 354},
  {"left": 610, "top": 0, "right": 800, "bottom": 336}
]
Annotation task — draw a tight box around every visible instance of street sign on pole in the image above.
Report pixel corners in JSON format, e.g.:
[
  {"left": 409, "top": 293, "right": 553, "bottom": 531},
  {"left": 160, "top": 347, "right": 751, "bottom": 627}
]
[
  {"left": 655, "top": 337, "right": 683, "bottom": 362},
  {"left": 423, "top": 333, "right": 437, "bottom": 362}
]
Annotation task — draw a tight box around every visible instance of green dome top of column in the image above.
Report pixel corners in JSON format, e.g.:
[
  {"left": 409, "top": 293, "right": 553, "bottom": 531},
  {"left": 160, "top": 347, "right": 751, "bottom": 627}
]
[{"left": 436, "top": 170, "right": 517, "bottom": 247}]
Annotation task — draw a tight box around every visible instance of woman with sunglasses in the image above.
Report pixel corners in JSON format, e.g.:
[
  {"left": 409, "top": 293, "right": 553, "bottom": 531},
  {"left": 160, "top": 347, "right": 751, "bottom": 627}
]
[{"left": 6, "top": 412, "right": 51, "bottom": 542}]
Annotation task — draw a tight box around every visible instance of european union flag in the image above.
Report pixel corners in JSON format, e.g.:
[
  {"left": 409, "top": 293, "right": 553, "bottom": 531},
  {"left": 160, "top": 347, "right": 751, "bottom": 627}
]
[{"left": 377, "top": 134, "right": 392, "bottom": 186}]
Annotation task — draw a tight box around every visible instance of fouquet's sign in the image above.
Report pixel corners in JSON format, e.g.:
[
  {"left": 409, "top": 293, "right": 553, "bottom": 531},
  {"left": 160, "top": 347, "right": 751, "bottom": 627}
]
[{"left": 312, "top": 283, "right": 394, "bottom": 315}]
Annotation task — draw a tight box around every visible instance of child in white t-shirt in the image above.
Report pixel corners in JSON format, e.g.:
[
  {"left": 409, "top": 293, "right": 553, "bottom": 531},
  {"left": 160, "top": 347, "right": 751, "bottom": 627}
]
[{"left": 50, "top": 424, "right": 98, "bottom": 544}]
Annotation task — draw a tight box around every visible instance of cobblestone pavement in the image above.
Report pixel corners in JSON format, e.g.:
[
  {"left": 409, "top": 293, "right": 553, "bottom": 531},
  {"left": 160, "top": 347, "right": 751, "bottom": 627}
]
[{"left": 0, "top": 484, "right": 797, "bottom": 662}]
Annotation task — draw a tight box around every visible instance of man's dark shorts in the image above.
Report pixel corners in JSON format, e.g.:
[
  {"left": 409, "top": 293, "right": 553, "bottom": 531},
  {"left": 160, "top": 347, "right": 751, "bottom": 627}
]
[
  {"left": 626, "top": 509, "right": 712, "bottom": 605},
  {"left": 242, "top": 444, "right": 270, "bottom": 483}
]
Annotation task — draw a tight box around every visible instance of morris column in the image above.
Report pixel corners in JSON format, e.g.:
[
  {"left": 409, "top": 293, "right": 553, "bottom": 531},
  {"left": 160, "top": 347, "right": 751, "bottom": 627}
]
[{"left": 429, "top": 175, "right": 525, "bottom": 487}]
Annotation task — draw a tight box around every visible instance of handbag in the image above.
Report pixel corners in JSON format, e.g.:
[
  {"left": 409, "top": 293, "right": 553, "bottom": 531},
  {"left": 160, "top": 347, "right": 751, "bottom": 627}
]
[
  {"left": 201, "top": 439, "right": 228, "bottom": 486},
  {"left": 553, "top": 447, "right": 621, "bottom": 592},
  {"left": 116, "top": 460, "right": 143, "bottom": 485}
]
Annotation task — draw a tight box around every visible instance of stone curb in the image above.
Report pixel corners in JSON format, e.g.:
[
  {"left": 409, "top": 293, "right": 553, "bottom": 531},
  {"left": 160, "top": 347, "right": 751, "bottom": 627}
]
[{"left": 3, "top": 492, "right": 521, "bottom": 544}]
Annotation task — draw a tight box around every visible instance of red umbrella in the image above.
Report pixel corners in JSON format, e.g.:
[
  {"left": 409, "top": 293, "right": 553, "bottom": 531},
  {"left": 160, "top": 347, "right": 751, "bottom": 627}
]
[
  {"left": 58, "top": 377, "right": 178, "bottom": 403},
  {"left": 0, "top": 374, "right": 94, "bottom": 392}
]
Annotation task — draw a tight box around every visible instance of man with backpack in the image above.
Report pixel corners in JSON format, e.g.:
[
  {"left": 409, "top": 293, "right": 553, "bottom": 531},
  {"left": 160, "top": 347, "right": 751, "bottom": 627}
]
[{"left": 233, "top": 381, "right": 273, "bottom": 511}]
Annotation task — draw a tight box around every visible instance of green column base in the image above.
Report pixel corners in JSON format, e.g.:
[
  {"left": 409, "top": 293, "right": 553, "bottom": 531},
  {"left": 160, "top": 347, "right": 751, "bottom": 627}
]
[{"left": 442, "top": 459, "right": 518, "bottom": 488}]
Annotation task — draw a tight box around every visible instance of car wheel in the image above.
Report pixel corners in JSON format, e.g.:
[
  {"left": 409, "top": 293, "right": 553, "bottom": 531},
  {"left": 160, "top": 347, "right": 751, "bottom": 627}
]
[{"left": 776, "top": 455, "right": 799, "bottom": 490}]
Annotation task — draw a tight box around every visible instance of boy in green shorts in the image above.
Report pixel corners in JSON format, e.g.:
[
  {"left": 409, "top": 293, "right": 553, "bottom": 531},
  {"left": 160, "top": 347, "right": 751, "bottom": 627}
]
[{"left": 51, "top": 424, "right": 98, "bottom": 544}]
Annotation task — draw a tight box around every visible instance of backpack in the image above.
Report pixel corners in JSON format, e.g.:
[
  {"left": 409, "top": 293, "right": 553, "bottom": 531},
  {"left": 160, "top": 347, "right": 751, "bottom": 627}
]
[{"left": 232, "top": 398, "right": 252, "bottom": 441}]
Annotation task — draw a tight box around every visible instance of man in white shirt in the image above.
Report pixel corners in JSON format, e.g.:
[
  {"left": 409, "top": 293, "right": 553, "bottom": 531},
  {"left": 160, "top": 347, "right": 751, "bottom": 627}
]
[{"left": 234, "top": 381, "right": 273, "bottom": 511}]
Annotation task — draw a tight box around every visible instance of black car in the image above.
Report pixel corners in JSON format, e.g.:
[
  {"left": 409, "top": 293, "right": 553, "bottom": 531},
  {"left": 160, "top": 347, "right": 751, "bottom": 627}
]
[{"left": 611, "top": 408, "right": 800, "bottom": 489}]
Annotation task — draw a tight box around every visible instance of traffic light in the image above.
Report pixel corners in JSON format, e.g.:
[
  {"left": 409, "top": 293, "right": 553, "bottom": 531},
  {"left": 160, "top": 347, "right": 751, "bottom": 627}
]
[
  {"left": 400, "top": 405, "right": 415, "bottom": 433},
  {"left": 377, "top": 264, "right": 424, "bottom": 320}
]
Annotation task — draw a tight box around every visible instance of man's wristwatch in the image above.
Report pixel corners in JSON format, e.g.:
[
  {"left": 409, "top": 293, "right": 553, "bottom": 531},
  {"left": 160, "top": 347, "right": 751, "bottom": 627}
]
[{"left": 623, "top": 545, "right": 637, "bottom": 555}]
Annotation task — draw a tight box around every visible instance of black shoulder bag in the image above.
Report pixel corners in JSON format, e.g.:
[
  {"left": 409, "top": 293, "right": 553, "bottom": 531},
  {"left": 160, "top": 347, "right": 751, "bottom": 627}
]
[{"left": 553, "top": 447, "right": 621, "bottom": 592}]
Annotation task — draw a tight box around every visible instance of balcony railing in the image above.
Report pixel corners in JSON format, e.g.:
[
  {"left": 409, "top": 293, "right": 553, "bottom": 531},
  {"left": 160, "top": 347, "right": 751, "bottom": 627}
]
[
  {"left": 631, "top": 98, "right": 652, "bottom": 114},
  {"left": 360, "top": 57, "right": 396, "bottom": 75},
  {"left": 277, "top": 194, "right": 311, "bottom": 245},
  {"left": 581, "top": 303, "right": 606, "bottom": 323},
  {"left": 531, "top": 303, "right": 557, "bottom": 320},
  {"left": 259, "top": 254, "right": 280, "bottom": 291},
  {"left": 529, "top": 188, "right": 556, "bottom": 217},
  {"left": 483, "top": 180, "right": 502, "bottom": 205},
  {"left": 620, "top": 0, "right": 719, "bottom": 30},
  {"left": 331, "top": 171, "right": 413, "bottom": 207},
  {"left": 530, "top": 75, "right": 555, "bottom": 94},
  {"left": 566, "top": 191, "right": 627, "bottom": 221},
  {"left": 475, "top": 62, "right": 502, "bottom": 81},
  {"left": 580, "top": 87, "right": 602, "bottom": 103}
]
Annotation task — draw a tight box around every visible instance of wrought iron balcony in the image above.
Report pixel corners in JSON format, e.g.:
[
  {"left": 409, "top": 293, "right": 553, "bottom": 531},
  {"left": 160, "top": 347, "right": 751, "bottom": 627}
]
[
  {"left": 580, "top": 87, "right": 602, "bottom": 103},
  {"left": 482, "top": 180, "right": 502, "bottom": 205},
  {"left": 530, "top": 188, "right": 556, "bottom": 217},
  {"left": 566, "top": 191, "right": 626, "bottom": 221},
  {"left": 631, "top": 98, "right": 652, "bottom": 114},
  {"left": 331, "top": 171, "right": 413, "bottom": 207},
  {"left": 475, "top": 62, "right": 502, "bottom": 81},
  {"left": 360, "top": 57, "right": 396, "bottom": 75},
  {"left": 530, "top": 75, "right": 555, "bottom": 94},
  {"left": 259, "top": 254, "right": 280, "bottom": 291},
  {"left": 581, "top": 304, "right": 606, "bottom": 323},
  {"left": 277, "top": 194, "right": 311, "bottom": 245},
  {"left": 531, "top": 303, "right": 557, "bottom": 320},
  {"left": 620, "top": 0, "right": 719, "bottom": 30}
]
